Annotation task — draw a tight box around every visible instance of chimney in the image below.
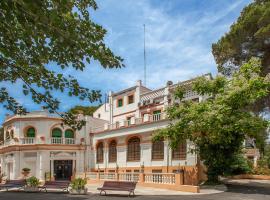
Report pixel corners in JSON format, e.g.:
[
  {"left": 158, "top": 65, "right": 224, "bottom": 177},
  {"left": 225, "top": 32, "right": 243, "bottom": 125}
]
[{"left": 136, "top": 80, "right": 142, "bottom": 87}]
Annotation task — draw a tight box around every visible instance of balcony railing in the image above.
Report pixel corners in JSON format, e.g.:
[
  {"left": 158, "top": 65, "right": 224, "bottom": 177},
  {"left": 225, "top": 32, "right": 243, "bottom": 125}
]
[
  {"left": 91, "top": 112, "right": 167, "bottom": 133},
  {"left": 0, "top": 137, "right": 78, "bottom": 147},
  {"left": 21, "top": 137, "right": 35, "bottom": 144}
]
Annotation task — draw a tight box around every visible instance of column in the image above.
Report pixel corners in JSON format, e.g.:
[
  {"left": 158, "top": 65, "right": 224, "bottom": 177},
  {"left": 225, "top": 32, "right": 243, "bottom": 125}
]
[
  {"left": 164, "top": 140, "right": 170, "bottom": 172},
  {"left": 13, "top": 152, "right": 20, "bottom": 179}
]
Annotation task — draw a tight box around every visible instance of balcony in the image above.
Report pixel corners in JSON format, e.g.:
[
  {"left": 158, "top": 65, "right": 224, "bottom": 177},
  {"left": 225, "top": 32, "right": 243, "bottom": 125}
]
[
  {"left": 91, "top": 112, "right": 167, "bottom": 133},
  {"left": 0, "top": 137, "right": 79, "bottom": 148}
]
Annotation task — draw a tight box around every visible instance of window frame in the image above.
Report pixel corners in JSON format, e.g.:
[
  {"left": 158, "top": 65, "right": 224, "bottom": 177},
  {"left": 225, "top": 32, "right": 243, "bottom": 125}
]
[
  {"left": 64, "top": 129, "right": 74, "bottom": 138},
  {"left": 127, "top": 137, "right": 140, "bottom": 162},
  {"left": 26, "top": 127, "right": 36, "bottom": 138},
  {"left": 51, "top": 128, "right": 62, "bottom": 138},
  {"left": 172, "top": 141, "right": 187, "bottom": 160},
  {"left": 117, "top": 98, "right": 123, "bottom": 107},
  {"left": 108, "top": 140, "right": 117, "bottom": 163},
  {"left": 152, "top": 140, "right": 164, "bottom": 160},
  {"left": 128, "top": 95, "right": 134, "bottom": 104},
  {"left": 96, "top": 142, "right": 104, "bottom": 163}
]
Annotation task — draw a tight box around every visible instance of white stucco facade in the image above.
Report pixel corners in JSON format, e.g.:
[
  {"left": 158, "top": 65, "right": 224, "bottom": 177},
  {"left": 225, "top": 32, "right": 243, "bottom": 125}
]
[{"left": 0, "top": 76, "right": 211, "bottom": 181}]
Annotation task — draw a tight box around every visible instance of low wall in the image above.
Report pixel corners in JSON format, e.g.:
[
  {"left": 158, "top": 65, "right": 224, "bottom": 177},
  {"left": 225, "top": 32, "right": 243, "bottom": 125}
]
[
  {"left": 229, "top": 174, "right": 270, "bottom": 180},
  {"left": 78, "top": 172, "right": 200, "bottom": 193}
]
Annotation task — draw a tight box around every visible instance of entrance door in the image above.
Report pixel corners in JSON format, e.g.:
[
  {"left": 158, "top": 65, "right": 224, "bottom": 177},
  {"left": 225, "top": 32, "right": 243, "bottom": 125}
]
[{"left": 54, "top": 160, "right": 73, "bottom": 180}]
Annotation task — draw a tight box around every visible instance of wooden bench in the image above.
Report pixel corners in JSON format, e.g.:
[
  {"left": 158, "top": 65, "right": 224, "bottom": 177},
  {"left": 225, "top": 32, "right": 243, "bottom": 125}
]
[
  {"left": 0, "top": 179, "right": 27, "bottom": 191},
  {"left": 39, "top": 181, "right": 70, "bottom": 192},
  {"left": 97, "top": 181, "right": 137, "bottom": 197}
]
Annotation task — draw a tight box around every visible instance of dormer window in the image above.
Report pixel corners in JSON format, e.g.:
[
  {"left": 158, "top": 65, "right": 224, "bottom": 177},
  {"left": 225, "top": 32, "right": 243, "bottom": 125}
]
[
  {"left": 117, "top": 98, "right": 123, "bottom": 107},
  {"left": 128, "top": 95, "right": 134, "bottom": 104}
]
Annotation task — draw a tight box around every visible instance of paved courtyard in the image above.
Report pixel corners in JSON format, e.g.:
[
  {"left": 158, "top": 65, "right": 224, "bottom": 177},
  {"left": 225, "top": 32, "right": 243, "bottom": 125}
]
[{"left": 0, "top": 181, "right": 269, "bottom": 200}]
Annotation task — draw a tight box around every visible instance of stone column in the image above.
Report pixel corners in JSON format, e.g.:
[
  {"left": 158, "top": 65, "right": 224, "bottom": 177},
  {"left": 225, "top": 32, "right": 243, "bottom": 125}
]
[{"left": 13, "top": 152, "right": 20, "bottom": 179}]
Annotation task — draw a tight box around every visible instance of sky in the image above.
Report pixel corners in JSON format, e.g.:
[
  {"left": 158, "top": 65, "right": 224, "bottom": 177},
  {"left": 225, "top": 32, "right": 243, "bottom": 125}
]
[{"left": 0, "top": 0, "right": 252, "bottom": 124}]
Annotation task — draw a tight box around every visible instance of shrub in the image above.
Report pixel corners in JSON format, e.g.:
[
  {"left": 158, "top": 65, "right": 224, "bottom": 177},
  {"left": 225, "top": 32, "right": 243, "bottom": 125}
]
[
  {"left": 26, "top": 176, "right": 40, "bottom": 187},
  {"left": 70, "top": 178, "right": 87, "bottom": 190},
  {"left": 252, "top": 167, "right": 270, "bottom": 175},
  {"left": 224, "top": 154, "right": 252, "bottom": 176}
]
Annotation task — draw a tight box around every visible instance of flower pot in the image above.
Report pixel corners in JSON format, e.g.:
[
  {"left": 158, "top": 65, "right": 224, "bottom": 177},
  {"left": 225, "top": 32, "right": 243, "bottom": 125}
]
[
  {"left": 22, "top": 171, "right": 30, "bottom": 178},
  {"left": 24, "top": 186, "right": 39, "bottom": 192},
  {"left": 69, "top": 188, "right": 88, "bottom": 195}
]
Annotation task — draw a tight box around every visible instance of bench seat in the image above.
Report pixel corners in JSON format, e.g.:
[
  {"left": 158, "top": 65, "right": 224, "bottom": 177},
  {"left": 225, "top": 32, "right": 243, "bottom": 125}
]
[
  {"left": 97, "top": 181, "right": 137, "bottom": 197},
  {"left": 39, "top": 181, "right": 70, "bottom": 192},
  {"left": 0, "top": 180, "right": 26, "bottom": 191}
]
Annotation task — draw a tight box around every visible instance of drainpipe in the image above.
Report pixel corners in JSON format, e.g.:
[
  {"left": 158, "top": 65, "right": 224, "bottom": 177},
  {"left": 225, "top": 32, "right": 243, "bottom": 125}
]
[
  {"left": 166, "top": 142, "right": 169, "bottom": 173},
  {"left": 84, "top": 116, "right": 87, "bottom": 174}
]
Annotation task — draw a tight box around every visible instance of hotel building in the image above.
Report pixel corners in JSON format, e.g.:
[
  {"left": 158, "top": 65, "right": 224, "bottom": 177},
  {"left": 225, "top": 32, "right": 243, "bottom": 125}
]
[{"left": 0, "top": 75, "right": 259, "bottom": 189}]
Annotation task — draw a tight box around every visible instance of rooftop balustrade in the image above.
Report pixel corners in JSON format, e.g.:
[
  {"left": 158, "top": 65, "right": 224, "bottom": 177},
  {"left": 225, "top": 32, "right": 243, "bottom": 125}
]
[{"left": 91, "top": 112, "right": 167, "bottom": 133}]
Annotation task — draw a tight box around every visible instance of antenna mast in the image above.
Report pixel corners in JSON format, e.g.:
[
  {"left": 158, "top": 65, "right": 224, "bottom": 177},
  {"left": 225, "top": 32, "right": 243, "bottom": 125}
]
[{"left": 143, "top": 24, "right": 146, "bottom": 86}]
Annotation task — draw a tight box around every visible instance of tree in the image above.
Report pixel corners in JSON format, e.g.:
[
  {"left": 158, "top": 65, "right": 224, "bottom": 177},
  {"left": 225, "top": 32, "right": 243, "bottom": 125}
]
[
  {"left": 154, "top": 58, "right": 270, "bottom": 182},
  {"left": 212, "top": 0, "right": 270, "bottom": 112},
  {"left": 69, "top": 105, "right": 99, "bottom": 116},
  {"left": 0, "top": 127, "right": 3, "bottom": 143},
  {"left": 0, "top": 1, "right": 123, "bottom": 129}
]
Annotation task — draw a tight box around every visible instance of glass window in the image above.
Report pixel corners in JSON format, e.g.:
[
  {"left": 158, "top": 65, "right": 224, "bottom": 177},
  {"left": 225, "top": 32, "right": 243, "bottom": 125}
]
[
  {"left": 26, "top": 127, "right": 35, "bottom": 137},
  {"left": 109, "top": 140, "right": 117, "bottom": 163},
  {"left": 128, "top": 95, "right": 134, "bottom": 104},
  {"left": 152, "top": 140, "right": 164, "bottom": 160},
  {"left": 172, "top": 142, "right": 187, "bottom": 160},
  {"left": 52, "top": 128, "right": 62, "bottom": 138},
  {"left": 127, "top": 137, "right": 140, "bottom": 161},
  {"left": 65, "top": 129, "right": 74, "bottom": 138},
  {"left": 153, "top": 110, "right": 161, "bottom": 115},
  {"left": 96, "top": 142, "right": 104, "bottom": 163},
  {"left": 118, "top": 99, "right": 123, "bottom": 107}
]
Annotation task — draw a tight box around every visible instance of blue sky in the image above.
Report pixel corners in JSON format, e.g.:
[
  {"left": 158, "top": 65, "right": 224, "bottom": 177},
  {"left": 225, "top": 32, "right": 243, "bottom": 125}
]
[{"left": 0, "top": 0, "right": 252, "bottom": 124}]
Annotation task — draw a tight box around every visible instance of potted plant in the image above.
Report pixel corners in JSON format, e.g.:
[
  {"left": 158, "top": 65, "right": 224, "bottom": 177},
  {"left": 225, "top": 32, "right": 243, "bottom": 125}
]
[
  {"left": 25, "top": 176, "right": 40, "bottom": 192},
  {"left": 69, "top": 178, "right": 88, "bottom": 195},
  {"left": 22, "top": 168, "right": 31, "bottom": 177},
  {"left": 0, "top": 173, "right": 5, "bottom": 183}
]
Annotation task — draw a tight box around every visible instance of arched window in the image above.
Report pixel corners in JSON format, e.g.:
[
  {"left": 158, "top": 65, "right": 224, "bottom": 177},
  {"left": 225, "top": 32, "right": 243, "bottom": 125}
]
[
  {"left": 127, "top": 137, "right": 140, "bottom": 161},
  {"left": 96, "top": 142, "right": 104, "bottom": 163},
  {"left": 26, "top": 127, "right": 35, "bottom": 137},
  {"left": 52, "top": 128, "right": 62, "bottom": 138},
  {"left": 152, "top": 140, "right": 164, "bottom": 160},
  {"left": 10, "top": 130, "right": 14, "bottom": 139},
  {"left": 5, "top": 131, "right": 10, "bottom": 140},
  {"left": 109, "top": 140, "right": 117, "bottom": 163},
  {"left": 65, "top": 129, "right": 74, "bottom": 138},
  {"left": 172, "top": 142, "right": 187, "bottom": 160}
]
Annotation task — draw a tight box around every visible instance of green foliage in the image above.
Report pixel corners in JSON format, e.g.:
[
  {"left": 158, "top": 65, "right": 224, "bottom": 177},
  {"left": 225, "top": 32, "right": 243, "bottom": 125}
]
[
  {"left": 26, "top": 176, "right": 40, "bottom": 187},
  {"left": 0, "top": 1, "right": 123, "bottom": 130},
  {"left": 224, "top": 154, "right": 252, "bottom": 176},
  {"left": 212, "top": 0, "right": 270, "bottom": 76},
  {"left": 69, "top": 105, "right": 99, "bottom": 116},
  {"left": 154, "top": 58, "right": 270, "bottom": 182},
  {"left": 212, "top": 0, "right": 270, "bottom": 113},
  {"left": 70, "top": 178, "right": 87, "bottom": 190}
]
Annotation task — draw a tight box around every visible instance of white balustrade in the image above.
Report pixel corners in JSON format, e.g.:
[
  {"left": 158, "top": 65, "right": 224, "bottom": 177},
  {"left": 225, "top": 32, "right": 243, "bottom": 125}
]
[
  {"left": 99, "top": 173, "right": 116, "bottom": 180},
  {"left": 151, "top": 113, "right": 162, "bottom": 121},
  {"left": 144, "top": 173, "right": 175, "bottom": 184},
  {"left": 90, "top": 112, "right": 166, "bottom": 133},
  {"left": 21, "top": 137, "right": 35, "bottom": 144},
  {"left": 65, "top": 138, "right": 75, "bottom": 145},
  {"left": 85, "top": 172, "right": 98, "bottom": 179},
  {"left": 51, "top": 137, "right": 63, "bottom": 144},
  {"left": 118, "top": 173, "right": 139, "bottom": 182}
]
